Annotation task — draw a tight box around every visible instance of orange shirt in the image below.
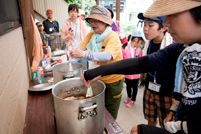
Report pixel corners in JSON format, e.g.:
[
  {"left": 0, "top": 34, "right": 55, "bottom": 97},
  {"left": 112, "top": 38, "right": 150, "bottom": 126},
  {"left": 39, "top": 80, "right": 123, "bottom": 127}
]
[{"left": 79, "top": 31, "right": 124, "bottom": 84}]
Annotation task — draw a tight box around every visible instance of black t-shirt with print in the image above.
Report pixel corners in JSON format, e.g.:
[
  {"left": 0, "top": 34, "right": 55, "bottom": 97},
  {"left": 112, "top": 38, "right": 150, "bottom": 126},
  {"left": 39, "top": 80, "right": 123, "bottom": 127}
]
[
  {"left": 43, "top": 19, "right": 59, "bottom": 34},
  {"left": 173, "top": 44, "right": 201, "bottom": 134},
  {"left": 148, "top": 43, "right": 184, "bottom": 96}
]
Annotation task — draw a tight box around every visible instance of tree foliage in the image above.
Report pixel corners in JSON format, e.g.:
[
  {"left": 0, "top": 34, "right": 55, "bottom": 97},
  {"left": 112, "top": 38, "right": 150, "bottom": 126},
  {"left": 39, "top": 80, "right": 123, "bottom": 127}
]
[
  {"left": 64, "top": 0, "right": 74, "bottom": 3},
  {"left": 64, "top": 0, "right": 96, "bottom": 16},
  {"left": 122, "top": 23, "right": 136, "bottom": 37}
]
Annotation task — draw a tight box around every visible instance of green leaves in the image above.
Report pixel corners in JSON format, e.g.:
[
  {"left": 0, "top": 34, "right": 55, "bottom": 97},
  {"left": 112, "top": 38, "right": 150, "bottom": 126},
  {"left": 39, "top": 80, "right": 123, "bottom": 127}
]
[
  {"left": 64, "top": 0, "right": 75, "bottom": 4},
  {"left": 122, "top": 23, "right": 136, "bottom": 37},
  {"left": 64, "top": 0, "right": 96, "bottom": 16}
]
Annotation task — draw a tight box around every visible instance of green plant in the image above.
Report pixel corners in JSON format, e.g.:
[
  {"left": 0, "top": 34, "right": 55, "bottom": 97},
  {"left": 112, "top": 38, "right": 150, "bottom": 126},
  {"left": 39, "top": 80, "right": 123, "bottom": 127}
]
[
  {"left": 64, "top": 0, "right": 75, "bottom": 3},
  {"left": 64, "top": 0, "right": 95, "bottom": 16},
  {"left": 122, "top": 23, "right": 136, "bottom": 37}
]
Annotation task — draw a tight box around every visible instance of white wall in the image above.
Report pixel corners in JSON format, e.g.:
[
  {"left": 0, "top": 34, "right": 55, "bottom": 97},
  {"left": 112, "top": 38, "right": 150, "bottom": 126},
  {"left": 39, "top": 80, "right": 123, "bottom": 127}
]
[
  {"left": 125, "top": 0, "right": 153, "bottom": 25},
  {"left": 34, "top": 11, "right": 46, "bottom": 23},
  {"left": 33, "top": 0, "right": 69, "bottom": 28},
  {"left": 0, "top": 27, "right": 29, "bottom": 134}
]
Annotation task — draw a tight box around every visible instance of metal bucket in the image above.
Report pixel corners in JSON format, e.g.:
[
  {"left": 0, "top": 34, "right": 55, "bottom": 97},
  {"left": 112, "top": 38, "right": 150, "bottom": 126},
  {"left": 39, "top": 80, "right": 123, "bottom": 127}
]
[
  {"left": 49, "top": 32, "right": 62, "bottom": 51},
  {"left": 52, "top": 78, "right": 105, "bottom": 134},
  {"left": 52, "top": 62, "right": 83, "bottom": 84}
]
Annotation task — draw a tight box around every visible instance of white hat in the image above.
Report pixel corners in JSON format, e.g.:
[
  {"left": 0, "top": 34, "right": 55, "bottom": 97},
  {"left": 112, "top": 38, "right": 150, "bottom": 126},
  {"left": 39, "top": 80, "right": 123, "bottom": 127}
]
[{"left": 79, "top": 9, "right": 85, "bottom": 17}]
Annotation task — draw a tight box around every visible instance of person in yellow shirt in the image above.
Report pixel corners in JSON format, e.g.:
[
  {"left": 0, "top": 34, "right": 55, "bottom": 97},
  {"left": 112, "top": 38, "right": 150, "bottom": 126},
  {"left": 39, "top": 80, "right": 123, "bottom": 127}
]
[{"left": 69, "top": 5, "right": 124, "bottom": 119}]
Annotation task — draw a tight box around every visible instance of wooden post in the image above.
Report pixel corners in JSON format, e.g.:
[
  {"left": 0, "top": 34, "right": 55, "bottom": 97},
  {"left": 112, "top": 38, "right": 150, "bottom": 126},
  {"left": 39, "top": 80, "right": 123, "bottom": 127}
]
[
  {"left": 20, "top": 0, "right": 35, "bottom": 66},
  {"left": 116, "top": 0, "right": 120, "bottom": 21},
  {"left": 96, "top": 0, "right": 99, "bottom": 5}
]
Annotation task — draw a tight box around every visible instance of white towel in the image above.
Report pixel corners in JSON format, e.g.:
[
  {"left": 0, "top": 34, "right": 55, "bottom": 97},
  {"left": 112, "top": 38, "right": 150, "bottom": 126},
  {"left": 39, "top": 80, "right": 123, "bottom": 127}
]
[{"left": 143, "top": 32, "right": 173, "bottom": 56}]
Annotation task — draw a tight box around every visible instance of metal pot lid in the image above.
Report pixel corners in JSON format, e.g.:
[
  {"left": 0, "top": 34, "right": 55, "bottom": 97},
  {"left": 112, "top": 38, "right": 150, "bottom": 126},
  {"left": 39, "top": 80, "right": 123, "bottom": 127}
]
[{"left": 29, "top": 83, "right": 54, "bottom": 91}]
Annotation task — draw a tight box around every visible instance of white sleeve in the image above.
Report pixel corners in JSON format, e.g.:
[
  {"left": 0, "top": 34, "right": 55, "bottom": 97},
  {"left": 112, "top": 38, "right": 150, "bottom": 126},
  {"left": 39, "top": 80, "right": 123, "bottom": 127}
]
[
  {"left": 84, "top": 50, "right": 112, "bottom": 61},
  {"left": 170, "top": 100, "right": 180, "bottom": 112}
]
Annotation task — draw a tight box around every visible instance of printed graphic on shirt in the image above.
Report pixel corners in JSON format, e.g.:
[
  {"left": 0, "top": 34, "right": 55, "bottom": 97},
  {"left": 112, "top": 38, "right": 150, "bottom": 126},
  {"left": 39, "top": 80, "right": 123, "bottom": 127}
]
[
  {"left": 182, "top": 97, "right": 197, "bottom": 105},
  {"left": 182, "top": 48, "right": 201, "bottom": 98}
]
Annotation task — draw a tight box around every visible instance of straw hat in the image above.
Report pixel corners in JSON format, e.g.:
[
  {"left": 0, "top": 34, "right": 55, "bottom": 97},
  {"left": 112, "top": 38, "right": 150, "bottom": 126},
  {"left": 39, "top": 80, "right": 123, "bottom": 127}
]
[
  {"left": 144, "top": 0, "right": 201, "bottom": 18},
  {"left": 85, "top": 5, "right": 111, "bottom": 25}
]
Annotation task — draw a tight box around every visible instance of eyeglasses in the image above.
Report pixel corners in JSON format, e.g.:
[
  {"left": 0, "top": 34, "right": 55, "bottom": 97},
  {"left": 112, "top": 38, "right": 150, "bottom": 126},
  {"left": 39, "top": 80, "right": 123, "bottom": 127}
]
[{"left": 88, "top": 19, "right": 100, "bottom": 24}]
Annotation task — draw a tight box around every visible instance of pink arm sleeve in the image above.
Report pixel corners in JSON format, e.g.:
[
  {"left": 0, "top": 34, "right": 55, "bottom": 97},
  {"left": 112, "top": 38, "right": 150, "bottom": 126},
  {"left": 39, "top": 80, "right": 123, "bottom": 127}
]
[
  {"left": 139, "top": 49, "right": 143, "bottom": 57},
  {"left": 121, "top": 48, "right": 126, "bottom": 59}
]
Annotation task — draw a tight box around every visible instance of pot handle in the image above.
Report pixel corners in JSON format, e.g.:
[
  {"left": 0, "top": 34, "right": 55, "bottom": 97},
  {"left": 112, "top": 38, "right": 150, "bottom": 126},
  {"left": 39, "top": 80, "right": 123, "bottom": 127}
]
[
  {"left": 80, "top": 104, "right": 97, "bottom": 112},
  {"left": 79, "top": 104, "right": 98, "bottom": 120}
]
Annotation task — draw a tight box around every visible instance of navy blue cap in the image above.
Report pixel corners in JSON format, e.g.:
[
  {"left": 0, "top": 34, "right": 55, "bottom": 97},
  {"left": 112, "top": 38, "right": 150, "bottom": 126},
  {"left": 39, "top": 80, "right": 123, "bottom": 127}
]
[
  {"left": 138, "top": 13, "right": 165, "bottom": 22},
  {"left": 104, "top": 5, "right": 114, "bottom": 19}
]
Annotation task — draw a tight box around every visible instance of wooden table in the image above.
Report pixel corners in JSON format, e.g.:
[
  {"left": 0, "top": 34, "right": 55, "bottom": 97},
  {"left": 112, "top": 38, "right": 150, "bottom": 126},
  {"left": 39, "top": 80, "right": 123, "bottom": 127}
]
[{"left": 24, "top": 75, "right": 124, "bottom": 134}]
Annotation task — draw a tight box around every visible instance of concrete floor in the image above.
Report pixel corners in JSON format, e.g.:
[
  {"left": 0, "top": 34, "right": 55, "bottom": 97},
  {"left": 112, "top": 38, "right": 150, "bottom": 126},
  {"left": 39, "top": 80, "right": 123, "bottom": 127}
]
[{"left": 116, "top": 85, "right": 147, "bottom": 134}]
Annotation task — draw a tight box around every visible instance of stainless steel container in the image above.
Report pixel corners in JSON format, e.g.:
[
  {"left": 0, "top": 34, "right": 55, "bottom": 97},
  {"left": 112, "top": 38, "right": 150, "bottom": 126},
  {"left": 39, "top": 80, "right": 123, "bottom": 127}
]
[
  {"left": 49, "top": 32, "right": 62, "bottom": 51},
  {"left": 52, "top": 78, "right": 105, "bottom": 134},
  {"left": 52, "top": 62, "right": 83, "bottom": 84}
]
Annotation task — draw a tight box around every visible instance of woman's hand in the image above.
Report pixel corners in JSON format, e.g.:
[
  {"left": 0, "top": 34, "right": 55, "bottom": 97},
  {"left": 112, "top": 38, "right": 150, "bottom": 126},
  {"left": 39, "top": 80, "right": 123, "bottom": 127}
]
[
  {"left": 66, "top": 34, "right": 73, "bottom": 40},
  {"left": 66, "top": 29, "right": 74, "bottom": 40},
  {"left": 69, "top": 29, "right": 74, "bottom": 36},
  {"left": 163, "top": 111, "right": 174, "bottom": 124},
  {"left": 80, "top": 73, "right": 101, "bottom": 87},
  {"left": 70, "top": 48, "right": 85, "bottom": 58}
]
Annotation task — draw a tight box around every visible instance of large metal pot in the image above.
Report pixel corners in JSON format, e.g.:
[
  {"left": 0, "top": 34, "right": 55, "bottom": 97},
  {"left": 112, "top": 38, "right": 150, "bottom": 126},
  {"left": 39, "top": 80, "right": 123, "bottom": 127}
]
[
  {"left": 52, "top": 62, "right": 83, "bottom": 84},
  {"left": 52, "top": 78, "right": 105, "bottom": 134}
]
